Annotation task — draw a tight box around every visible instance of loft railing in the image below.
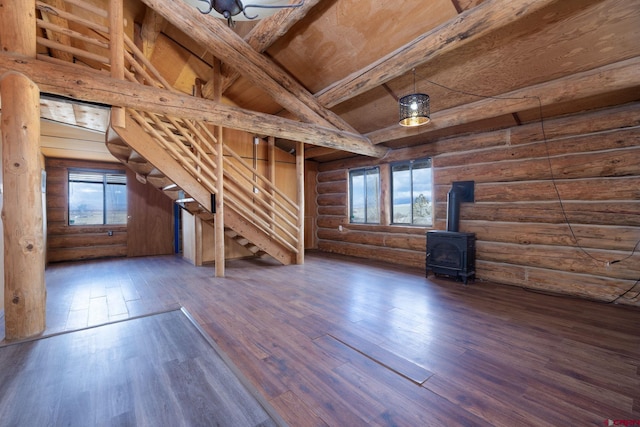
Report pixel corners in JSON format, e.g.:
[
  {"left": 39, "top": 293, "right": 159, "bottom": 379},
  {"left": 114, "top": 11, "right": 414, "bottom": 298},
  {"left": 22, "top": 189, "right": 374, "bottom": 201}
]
[
  {"left": 34, "top": 0, "right": 301, "bottom": 256},
  {"left": 35, "top": 0, "right": 110, "bottom": 69}
]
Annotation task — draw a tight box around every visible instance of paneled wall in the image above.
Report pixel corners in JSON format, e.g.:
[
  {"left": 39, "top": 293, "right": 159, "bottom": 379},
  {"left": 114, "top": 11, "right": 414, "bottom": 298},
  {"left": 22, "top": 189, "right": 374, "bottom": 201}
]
[{"left": 316, "top": 103, "right": 640, "bottom": 306}]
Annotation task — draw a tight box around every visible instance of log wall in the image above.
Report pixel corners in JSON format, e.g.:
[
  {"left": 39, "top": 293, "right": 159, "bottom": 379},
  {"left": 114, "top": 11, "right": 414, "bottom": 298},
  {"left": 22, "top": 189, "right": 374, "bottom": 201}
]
[
  {"left": 316, "top": 102, "right": 640, "bottom": 306},
  {"left": 45, "top": 158, "right": 128, "bottom": 262}
]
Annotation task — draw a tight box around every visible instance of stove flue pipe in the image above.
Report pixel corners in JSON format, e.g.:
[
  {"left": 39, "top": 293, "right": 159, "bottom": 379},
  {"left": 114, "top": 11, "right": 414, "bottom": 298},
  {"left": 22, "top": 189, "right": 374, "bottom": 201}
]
[
  {"left": 446, "top": 181, "right": 475, "bottom": 232},
  {"left": 446, "top": 185, "right": 461, "bottom": 232}
]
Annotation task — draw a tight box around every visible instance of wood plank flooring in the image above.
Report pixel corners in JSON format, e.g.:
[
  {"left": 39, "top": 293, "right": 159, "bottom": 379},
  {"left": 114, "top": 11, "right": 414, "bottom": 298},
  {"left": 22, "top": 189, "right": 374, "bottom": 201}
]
[
  {"left": 0, "top": 309, "right": 281, "bottom": 426},
  {"left": 1, "top": 252, "right": 639, "bottom": 426}
]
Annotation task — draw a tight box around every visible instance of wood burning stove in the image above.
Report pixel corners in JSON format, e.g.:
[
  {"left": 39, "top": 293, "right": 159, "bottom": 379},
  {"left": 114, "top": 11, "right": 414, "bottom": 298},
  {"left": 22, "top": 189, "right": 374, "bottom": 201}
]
[
  {"left": 426, "top": 231, "right": 476, "bottom": 284},
  {"left": 426, "top": 181, "right": 476, "bottom": 284}
]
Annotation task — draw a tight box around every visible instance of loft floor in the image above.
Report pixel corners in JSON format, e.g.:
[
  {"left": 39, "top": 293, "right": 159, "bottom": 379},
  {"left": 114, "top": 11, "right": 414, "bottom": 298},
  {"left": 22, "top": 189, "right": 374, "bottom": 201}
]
[{"left": 1, "top": 252, "right": 638, "bottom": 425}]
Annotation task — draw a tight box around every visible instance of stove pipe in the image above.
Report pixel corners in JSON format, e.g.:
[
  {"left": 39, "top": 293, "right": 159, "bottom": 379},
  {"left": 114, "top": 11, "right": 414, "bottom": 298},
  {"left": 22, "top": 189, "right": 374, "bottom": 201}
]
[
  {"left": 446, "top": 186, "right": 461, "bottom": 232},
  {"left": 446, "top": 181, "right": 475, "bottom": 232}
]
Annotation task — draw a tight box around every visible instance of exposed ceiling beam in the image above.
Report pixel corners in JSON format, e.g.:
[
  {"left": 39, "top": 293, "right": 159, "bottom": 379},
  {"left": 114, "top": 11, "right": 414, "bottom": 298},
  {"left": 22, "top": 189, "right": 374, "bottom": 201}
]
[
  {"left": 366, "top": 57, "right": 640, "bottom": 144},
  {"left": 304, "top": 146, "right": 339, "bottom": 160},
  {"left": 315, "top": 0, "right": 574, "bottom": 109},
  {"left": 201, "top": 0, "right": 321, "bottom": 97},
  {"left": 141, "top": 0, "right": 362, "bottom": 136},
  {"left": 139, "top": 7, "right": 166, "bottom": 60},
  {"left": 0, "top": 53, "right": 387, "bottom": 157}
]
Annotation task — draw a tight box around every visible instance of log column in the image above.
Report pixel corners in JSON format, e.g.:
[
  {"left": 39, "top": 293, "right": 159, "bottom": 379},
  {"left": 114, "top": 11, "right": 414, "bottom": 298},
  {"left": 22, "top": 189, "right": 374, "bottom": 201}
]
[
  {"left": 1, "top": 0, "right": 45, "bottom": 340},
  {"left": 213, "top": 59, "right": 225, "bottom": 277},
  {"left": 1, "top": 72, "right": 46, "bottom": 340}
]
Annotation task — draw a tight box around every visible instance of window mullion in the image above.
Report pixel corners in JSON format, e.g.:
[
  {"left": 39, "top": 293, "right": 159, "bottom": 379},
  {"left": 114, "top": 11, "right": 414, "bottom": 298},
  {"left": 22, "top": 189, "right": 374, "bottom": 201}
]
[
  {"left": 409, "top": 164, "right": 414, "bottom": 224},
  {"left": 103, "top": 175, "right": 107, "bottom": 225},
  {"left": 363, "top": 170, "right": 368, "bottom": 222}
]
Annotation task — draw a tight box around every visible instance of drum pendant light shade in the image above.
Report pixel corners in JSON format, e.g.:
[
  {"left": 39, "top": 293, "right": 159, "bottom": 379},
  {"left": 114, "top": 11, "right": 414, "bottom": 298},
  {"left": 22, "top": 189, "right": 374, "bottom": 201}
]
[
  {"left": 399, "top": 93, "right": 430, "bottom": 127},
  {"left": 399, "top": 68, "right": 430, "bottom": 127}
]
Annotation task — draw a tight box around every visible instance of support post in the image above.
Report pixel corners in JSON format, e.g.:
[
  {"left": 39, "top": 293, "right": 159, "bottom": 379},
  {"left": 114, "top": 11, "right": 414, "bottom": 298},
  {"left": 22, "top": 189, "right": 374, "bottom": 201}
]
[
  {"left": 213, "top": 59, "right": 225, "bottom": 277},
  {"left": 110, "top": 0, "right": 125, "bottom": 128},
  {"left": 267, "top": 136, "right": 275, "bottom": 226},
  {"left": 0, "top": 0, "right": 45, "bottom": 340},
  {"left": 295, "top": 141, "right": 304, "bottom": 264},
  {"left": 1, "top": 72, "right": 46, "bottom": 340}
]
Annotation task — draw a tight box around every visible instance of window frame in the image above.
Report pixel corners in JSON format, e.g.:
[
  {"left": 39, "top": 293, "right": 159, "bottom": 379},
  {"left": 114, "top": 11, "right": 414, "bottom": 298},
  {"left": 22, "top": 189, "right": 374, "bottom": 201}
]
[
  {"left": 390, "top": 158, "right": 433, "bottom": 226},
  {"left": 68, "top": 169, "right": 127, "bottom": 226},
  {"left": 348, "top": 166, "right": 381, "bottom": 224}
]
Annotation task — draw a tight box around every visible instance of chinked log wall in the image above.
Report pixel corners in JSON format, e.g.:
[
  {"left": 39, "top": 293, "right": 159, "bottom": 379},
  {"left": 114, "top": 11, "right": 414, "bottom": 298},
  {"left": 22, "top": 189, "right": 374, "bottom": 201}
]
[{"left": 316, "top": 102, "right": 640, "bottom": 306}]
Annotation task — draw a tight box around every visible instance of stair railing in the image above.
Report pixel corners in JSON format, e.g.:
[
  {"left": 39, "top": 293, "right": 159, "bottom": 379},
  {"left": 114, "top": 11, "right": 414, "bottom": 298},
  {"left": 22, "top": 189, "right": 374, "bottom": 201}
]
[
  {"left": 34, "top": 0, "right": 300, "bottom": 255},
  {"left": 120, "top": 29, "right": 300, "bottom": 253},
  {"left": 35, "top": 0, "right": 110, "bottom": 68}
]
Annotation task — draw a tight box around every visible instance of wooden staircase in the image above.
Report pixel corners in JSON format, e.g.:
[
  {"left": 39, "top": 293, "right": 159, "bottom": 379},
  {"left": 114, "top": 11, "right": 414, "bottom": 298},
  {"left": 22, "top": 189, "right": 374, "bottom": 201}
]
[
  {"left": 106, "top": 114, "right": 299, "bottom": 266},
  {"left": 225, "top": 229, "right": 267, "bottom": 258}
]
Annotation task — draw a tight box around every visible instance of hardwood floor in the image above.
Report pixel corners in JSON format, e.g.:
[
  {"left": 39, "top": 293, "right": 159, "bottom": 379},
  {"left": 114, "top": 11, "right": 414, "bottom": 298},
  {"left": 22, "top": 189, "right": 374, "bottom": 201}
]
[
  {"left": 2, "top": 252, "right": 639, "bottom": 426},
  {"left": 0, "top": 310, "right": 281, "bottom": 426}
]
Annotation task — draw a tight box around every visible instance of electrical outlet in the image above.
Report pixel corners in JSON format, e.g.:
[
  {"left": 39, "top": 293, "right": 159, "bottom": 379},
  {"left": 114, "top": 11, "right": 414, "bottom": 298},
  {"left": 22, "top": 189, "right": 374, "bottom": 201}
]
[{"left": 108, "top": 230, "right": 113, "bottom": 237}]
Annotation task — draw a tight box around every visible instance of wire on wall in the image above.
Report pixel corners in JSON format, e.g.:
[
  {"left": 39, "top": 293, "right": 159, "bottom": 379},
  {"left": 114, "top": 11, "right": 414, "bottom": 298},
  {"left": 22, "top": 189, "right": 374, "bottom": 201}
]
[{"left": 417, "top": 75, "right": 640, "bottom": 303}]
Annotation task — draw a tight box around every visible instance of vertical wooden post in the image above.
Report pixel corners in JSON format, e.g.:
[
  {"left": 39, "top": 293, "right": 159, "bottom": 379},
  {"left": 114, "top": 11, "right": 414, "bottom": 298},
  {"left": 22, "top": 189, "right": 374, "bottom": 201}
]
[
  {"left": 267, "top": 136, "right": 276, "bottom": 226},
  {"left": 0, "top": 0, "right": 45, "bottom": 340},
  {"left": 110, "top": 0, "right": 125, "bottom": 128},
  {"left": 295, "top": 141, "right": 304, "bottom": 264},
  {"left": 0, "top": 0, "right": 36, "bottom": 57},
  {"left": 379, "top": 163, "right": 391, "bottom": 225},
  {"left": 1, "top": 72, "right": 46, "bottom": 340},
  {"left": 213, "top": 59, "right": 225, "bottom": 277}
]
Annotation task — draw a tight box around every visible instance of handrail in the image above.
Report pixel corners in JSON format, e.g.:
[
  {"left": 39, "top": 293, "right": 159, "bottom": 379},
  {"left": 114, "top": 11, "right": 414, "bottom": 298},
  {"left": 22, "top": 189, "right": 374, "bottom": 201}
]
[
  {"left": 36, "top": 20, "right": 109, "bottom": 49},
  {"left": 222, "top": 160, "right": 298, "bottom": 226},
  {"left": 57, "top": 0, "right": 108, "bottom": 18},
  {"left": 36, "top": 36, "right": 110, "bottom": 64},
  {"left": 36, "top": 1, "right": 109, "bottom": 34},
  {"left": 123, "top": 34, "right": 173, "bottom": 90},
  {"left": 222, "top": 144, "right": 299, "bottom": 213},
  {"left": 128, "top": 109, "right": 218, "bottom": 195},
  {"left": 223, "top": 175, "right": 298, "bottom": 239}
]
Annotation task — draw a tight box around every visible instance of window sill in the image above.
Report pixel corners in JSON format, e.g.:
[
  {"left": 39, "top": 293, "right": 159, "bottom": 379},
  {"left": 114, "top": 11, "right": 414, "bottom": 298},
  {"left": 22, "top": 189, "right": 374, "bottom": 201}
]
[{"left": 345, "top": 223, "right": 434, "bottom": 234}]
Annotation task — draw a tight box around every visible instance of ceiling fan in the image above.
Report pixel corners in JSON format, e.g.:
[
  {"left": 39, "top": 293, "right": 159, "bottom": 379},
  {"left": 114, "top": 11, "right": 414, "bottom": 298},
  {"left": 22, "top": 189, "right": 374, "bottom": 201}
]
[{"left": 196, "top": 0, "right": 305, "bottom": 26}]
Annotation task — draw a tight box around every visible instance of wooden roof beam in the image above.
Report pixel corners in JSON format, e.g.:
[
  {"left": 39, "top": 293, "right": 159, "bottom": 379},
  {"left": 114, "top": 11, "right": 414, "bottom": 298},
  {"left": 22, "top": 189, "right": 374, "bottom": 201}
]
[
  {"left": 139, "top": 7, "right": 166, "bottom": 60},
  {"left": 141, "top": 0, "right": 362, "bottom": 136},
  {"left": 201, "top": 0, "right": 321, "bottom": 98},
  {"left": 0, "top": 53, "right": 387, "bottom": 157},
  {"left": 315, "top": 0, "right": 570, "bottom": 109},
  {"left": 366, "top": 57, "right": 640, "bottom": 144}
]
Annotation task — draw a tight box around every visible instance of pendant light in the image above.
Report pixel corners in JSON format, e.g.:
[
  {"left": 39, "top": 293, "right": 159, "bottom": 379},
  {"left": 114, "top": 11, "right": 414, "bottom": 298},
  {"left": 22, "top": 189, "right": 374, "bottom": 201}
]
[
  {"left": 191, "top": 0, "right": 305, "bottom": 25},
  {"left": 399, "top": 69, "right": 430, "bottom": 127}
]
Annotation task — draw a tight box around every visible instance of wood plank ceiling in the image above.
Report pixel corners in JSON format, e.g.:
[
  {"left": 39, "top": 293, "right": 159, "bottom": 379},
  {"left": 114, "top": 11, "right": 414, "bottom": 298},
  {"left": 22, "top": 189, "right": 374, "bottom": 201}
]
[{"left": 3, "top": 0, "right": 640, "bottom": 162}]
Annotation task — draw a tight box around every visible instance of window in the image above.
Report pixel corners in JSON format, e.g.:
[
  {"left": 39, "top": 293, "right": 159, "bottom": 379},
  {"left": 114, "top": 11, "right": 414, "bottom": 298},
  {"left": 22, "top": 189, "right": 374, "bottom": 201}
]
[
  {"left": 391, "top": 159, "right": 433, "bottom": 226},
  {"left": 68, "top": 170, "right": 127, "bottom": 225},
  {"left": 349, "top": 167, "right": 380, "bottom": 224}
]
